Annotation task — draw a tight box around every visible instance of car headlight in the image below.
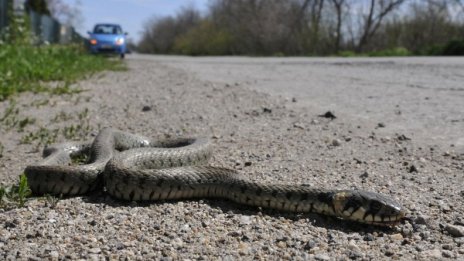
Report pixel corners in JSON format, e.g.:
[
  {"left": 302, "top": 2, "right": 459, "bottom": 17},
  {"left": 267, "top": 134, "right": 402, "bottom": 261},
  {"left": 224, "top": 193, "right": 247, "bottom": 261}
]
[
  {"left": 115, "top": 38, "right": 124, "bottom": 45},
  {"left": 90, "top": 39, "right": 97, "bottom": 45}
]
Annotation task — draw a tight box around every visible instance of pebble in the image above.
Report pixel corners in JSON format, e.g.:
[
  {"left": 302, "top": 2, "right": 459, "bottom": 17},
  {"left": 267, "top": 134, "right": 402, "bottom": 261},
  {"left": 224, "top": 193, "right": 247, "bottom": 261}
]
[
  {"left": 332, "top": 139, "right": 342, "bottom": 146},
  {"left": 359, "top": 171, "right": 369, "bottom": 179},
  {"left": 363, "top": 234, "right": 375, "bottom": 241},
  {"left": 390, "top": 233, "right": 403, "bottom": 241},
  {"left": 172, "top": 238, "right": 184, "bottom": 249},
  {"left": 442, "top": 250, "right": 454, "bottom": 258},
  {"left": 276, "top": 241, "right": 286, "bottom": 248},
  {"left": 442, "top": 244, "right": 453, "bottom": 250},
  {"left": 141, "top": 106, "right": 152, "bottom": 112},
  {"left": 415, "top": 215, "right": 429, "bottom": 225},
  {"left": 423, "top": 249, "right": 441, "bottom": 258},
  {"left": 408, "top": 165, "right": 418, "bottom": 173},
  {"left": 314, "top": 254, "right": 330, "bottom": 261},
  {"left": 293, "top": 122, "right": 305, "bottom": 129},
  {"left": 239, "top": 216, "right": 252, "bottom": 225},
  {"left": 446, "top": 224, "right": 464, "bottom": 237},
  {"left": 88, "top": 248, "right": 101, "bottom": 254}
]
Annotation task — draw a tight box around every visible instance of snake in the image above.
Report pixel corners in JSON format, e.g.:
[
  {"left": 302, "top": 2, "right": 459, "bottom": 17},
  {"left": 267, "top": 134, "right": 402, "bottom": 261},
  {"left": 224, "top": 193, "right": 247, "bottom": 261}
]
[{"left": 24, "top": 128, "right": 406, "bottom": 226}]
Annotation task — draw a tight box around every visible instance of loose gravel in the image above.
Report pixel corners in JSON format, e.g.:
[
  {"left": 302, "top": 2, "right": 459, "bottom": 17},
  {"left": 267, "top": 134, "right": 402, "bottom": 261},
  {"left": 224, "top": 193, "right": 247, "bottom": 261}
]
[{"left": 1, "top": 57, "right": 463, "bottom": 260}]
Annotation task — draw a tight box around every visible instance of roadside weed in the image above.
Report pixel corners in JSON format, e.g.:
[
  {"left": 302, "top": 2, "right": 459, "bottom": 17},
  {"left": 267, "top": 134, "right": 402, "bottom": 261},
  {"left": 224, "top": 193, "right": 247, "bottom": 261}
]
[{"left": 0, "top": 174, "right": 32, "bottom": 209}]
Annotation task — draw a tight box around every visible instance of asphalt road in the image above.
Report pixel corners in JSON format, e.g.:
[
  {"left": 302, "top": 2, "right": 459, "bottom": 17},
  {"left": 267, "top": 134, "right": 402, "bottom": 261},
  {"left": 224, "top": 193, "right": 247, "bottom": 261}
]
[{"left": 132, "top": 54, "right": 464, "bottom": 153}]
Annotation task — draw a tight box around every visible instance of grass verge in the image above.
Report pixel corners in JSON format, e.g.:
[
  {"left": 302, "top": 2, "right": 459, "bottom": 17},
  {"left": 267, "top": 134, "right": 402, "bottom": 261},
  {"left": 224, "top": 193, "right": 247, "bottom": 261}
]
[{"left": 0, "top": 44, "right": 125, "bottom": 101}]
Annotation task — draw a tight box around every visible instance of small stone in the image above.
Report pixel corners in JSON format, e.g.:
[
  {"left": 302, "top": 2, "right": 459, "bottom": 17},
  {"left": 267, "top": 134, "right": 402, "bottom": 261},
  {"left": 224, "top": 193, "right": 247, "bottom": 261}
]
[
  {"left": 293, "top": 122, "right": 305, "bottom": 129},
  {"left": 238, "top": 242, "right": 250, "bottom": 255},
  {"left": 390, "top": 233, "right": 403, "bottom": 241},
  {"left": 240, "top": 216, "right": 252, "bottom": 225},
  {"left": 420, "top": 231, "right": 430, "bottom": 240},
  {"left": 423, "top": 249, "right": 441, "bottom": 258},
  {"left": 348, "top": 250, "right": 363, "bottom": 259},
  {"left": 408, "top": 165, "right": 418, "bottom": 173},
  {"left": 385, "top": 250, "right": 395, "bottom": 257},
  {"left": 446, "top": 224, "right": 464, "bottom": 237},
  {"left": 381, "top": 136, "right": 391, "bottom": 143},
  {"left": 314, "top": 254, "right": 330, "bottom": 261},
  {"left": 228, "top": 231, "right": 240, "bottom": 237},
  {"left": 4, "top": 221, "right": 16, "bottom": 228},
  {"left": 276, "top": 241, "right": 286, "bottom": 248},
  {"left": 442, "top": 244, "right": 453, "bottom": 250},
  {"left": 172, "top": 238, "right": 183, "bottom": 248},
  {"left": 142, "top": 105, "right": 151, "bottom": 112},
  {"left": 360, "top": 171, "right": 369, "bottom": 179},
  {"left": 318, "top": 111, "right": 336, "bottom": 119},
  {"left": 88, "top": 248, "right": 101, "bottom": 254},
  {"left": 377, "top": 123, "right": 386, "bottom": 128},
  {"left": 263, "top": 107, "right": 272, "bottom": 113},
  {"left": 347, "top": 241, "right": 361, "bottom": 252},
  {"left": 414, "top": 215, "right": 428, "bottom": 225},
  {"left": 397, "top": 134, "right": 411, "bottom": 141},
  {"left": 442, "top": 250, "right": 454, "bottom": 258},
  {"left": 50, "top": 251, "right": 59, "bottom": 258},
  {"left": 455, "top": 237, "right": 464, "bottom": 245},
  {"left": 363, "top": 234, "right": 375, "bottom": 241},
  {"left": 401, "top": 223, "right": 414, "bottom": 237},
  {"left": 302, "top": 241, "right": 316, "bottom": 251},
  {"left": 332, "top": 139, "right": 342, "bottom": 146}
]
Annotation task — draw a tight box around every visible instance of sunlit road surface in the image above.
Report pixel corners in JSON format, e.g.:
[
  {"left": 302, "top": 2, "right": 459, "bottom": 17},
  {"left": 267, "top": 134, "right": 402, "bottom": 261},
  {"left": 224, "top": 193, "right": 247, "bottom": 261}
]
[{"left": 131, "top": 54, "right": 464, "bottom": 153}]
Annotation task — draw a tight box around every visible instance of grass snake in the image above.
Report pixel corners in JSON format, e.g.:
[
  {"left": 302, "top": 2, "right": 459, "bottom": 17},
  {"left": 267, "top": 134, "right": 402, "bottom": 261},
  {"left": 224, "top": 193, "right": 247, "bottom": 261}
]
[{"left": 25, "top": 128, "right": 406, "bottom": 226}]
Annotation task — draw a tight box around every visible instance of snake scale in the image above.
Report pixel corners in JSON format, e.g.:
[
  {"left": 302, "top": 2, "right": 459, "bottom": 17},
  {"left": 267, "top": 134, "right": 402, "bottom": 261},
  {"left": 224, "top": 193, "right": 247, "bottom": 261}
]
[{"left": 25, "top": 128, "right": 406, "bottom": 226}]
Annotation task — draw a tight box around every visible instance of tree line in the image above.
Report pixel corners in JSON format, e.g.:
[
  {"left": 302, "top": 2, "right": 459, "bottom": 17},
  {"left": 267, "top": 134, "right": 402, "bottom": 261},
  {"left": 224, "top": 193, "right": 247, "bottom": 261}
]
[{"left": 136, "top": 0, "right": 464, "bottom": 56}]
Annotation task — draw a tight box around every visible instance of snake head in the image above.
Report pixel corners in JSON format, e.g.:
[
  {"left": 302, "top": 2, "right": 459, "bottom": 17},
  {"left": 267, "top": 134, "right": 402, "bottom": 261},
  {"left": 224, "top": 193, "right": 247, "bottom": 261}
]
[{"left": 333, "top": 190, "right": 406, "bottom": 226}]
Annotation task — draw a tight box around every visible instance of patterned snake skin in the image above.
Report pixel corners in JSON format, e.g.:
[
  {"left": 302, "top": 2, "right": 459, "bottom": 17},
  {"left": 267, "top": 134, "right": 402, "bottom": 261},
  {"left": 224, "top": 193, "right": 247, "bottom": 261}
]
[{"left": 25, "top": 128, "right": 406, "bottom": 226}]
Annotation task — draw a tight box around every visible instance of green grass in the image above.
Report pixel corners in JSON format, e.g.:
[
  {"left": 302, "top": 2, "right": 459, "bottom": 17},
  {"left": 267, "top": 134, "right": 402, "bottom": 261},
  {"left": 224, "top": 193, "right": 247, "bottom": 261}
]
[
  {"left": 337, "top": 47, "right": 411, "bottom": 57},
  {"left": 367, "top": 47, "right": 411, "bottom": 57},
  {"left": 0, "top": 44, "right": 125, "bottom": 101},
  {"left": 0, "top": 174, "right": 31, "bottom": 209}
]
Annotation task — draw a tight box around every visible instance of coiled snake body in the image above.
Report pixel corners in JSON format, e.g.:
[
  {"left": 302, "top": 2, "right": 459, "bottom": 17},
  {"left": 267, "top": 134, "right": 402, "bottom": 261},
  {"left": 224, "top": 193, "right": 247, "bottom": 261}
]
[{"left": 25, "top": 128, "right": 405, "bottom": 226}]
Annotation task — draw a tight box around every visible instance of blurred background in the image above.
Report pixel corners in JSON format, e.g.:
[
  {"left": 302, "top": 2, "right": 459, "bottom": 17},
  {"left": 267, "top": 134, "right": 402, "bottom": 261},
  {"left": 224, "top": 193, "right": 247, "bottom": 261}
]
[{"left": 1, "top": 0, "right": 464, "bottom": 56}]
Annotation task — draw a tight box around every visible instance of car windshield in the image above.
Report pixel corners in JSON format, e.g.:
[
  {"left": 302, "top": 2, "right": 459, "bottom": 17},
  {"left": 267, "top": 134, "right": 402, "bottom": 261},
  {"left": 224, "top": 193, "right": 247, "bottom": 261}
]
[{"left": 93, "top": 24, "right": 122, "bottom": 35}]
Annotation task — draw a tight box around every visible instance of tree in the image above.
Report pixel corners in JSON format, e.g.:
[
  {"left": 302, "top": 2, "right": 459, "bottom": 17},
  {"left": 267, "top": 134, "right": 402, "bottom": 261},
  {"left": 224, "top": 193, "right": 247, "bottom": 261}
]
[
  {"left": 138, "top": 6, "right": 200, "bottom": 53},
  {"left": 45, "top": 0, "right": 83, "bottom": 29},
  {"left": 25, "top": 0, "right": 51, "bottom": 15},
  {"left": 355, "top": 0, "right": 406, "bottom": 52},
  {"left": 330, "top": 0, "right": 347, "bottom": 53}
]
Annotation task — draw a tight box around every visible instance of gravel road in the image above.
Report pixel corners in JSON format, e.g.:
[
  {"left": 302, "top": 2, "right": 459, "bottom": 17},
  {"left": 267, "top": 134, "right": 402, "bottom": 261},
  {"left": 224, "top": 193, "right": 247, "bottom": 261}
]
[
  {"left": 1, "top": 55, "right": 463, "bottom": 260},
  {"left": 144, "top": 55, "right": 464, "bottom": 153}
]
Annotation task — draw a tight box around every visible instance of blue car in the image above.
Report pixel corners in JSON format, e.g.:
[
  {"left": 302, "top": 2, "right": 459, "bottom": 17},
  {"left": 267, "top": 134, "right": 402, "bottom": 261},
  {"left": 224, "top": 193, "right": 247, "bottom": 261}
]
[{"left": 88, "top": 24, "right": 127, "bottom": 58}]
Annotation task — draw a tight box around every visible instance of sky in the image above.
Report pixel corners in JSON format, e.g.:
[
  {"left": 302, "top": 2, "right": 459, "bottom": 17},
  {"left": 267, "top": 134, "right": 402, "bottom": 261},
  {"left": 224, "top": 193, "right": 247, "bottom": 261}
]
[{"left": 63, "top": 0, "right": 209, "bottom": 43}]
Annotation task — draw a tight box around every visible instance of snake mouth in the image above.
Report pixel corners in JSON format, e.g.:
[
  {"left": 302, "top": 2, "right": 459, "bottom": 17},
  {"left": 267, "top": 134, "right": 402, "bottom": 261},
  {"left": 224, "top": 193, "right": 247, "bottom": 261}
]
[
  {"left": 360, "top": 211, "right": 407, "bottom": 227},
  {"left": 365, "top": 219, "right": 403, "bottom": 227}
]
